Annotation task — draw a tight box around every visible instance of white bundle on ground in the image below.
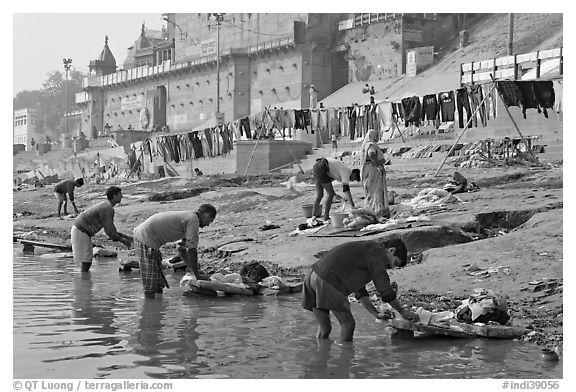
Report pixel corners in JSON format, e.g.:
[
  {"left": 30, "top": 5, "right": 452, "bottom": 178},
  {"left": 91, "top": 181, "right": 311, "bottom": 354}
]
[{"left": 402, "top": 188, "right": 461, "bottom": 209}]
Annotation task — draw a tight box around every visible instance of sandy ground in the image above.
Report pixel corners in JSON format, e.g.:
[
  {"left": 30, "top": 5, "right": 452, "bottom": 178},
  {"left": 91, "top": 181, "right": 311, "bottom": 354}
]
[{"left": 13, "top": 154, "right": 564, "bottom": 353}]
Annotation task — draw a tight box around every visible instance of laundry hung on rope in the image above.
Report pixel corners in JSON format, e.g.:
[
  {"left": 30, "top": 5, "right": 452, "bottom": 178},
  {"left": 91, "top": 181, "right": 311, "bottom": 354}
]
[
  {"left": 497, "top": 80, "right": 556, "bottom": 119},
  {"left": 149, "top": 125, "right": 234, "bottom": 163},
  {"left": 456, "top": 88, "right": 473, "bottom": 129},
  {"left": 438, "top": 90, "right": 456, "bottom": 122},
  {"left": 400, "top": 96, "right": 422, "bottom": 127}
]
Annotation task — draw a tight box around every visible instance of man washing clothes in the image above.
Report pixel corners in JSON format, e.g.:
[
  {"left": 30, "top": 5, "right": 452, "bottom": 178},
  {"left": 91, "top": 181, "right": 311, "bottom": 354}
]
[
  {"left": 302, "top": 238, "right": 419, "bottom": 341},
  {"left": 312, "top": 158, "right": 360, "bottom": 222},
  {"left": 132, "top": 204, "right": 217, "bottom": 299},
  {"left": 71, "top": 186, "right": 133, "bottom": 272}
]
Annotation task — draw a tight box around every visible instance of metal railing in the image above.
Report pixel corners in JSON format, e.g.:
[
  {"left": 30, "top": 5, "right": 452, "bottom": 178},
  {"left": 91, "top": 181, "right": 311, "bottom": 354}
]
[{"left": 353, "top": 13, "right": 436, "bottom": 27}]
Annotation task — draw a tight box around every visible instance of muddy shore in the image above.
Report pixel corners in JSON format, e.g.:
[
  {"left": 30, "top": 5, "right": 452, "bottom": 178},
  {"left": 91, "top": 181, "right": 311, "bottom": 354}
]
[{"left": 13, "top": 162, "right": 563, "bottom": 351}]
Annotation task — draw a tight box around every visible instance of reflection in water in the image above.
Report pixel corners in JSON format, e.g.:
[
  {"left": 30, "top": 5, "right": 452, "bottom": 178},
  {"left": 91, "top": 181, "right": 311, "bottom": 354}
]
[
  {"left": 72, "top": 273, "right": 118, "bottom": 338},
  {"left": 302, "top": 339, "right": 356, "bottom": 379},
  {"left": 13, "top": 247, "right": 563, "bottom": 379}
]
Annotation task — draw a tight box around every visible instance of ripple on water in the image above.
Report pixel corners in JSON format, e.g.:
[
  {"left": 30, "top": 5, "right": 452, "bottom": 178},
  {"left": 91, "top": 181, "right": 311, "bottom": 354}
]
[{"left": 13, "top": 246, "right": 562, "bottom": 379}]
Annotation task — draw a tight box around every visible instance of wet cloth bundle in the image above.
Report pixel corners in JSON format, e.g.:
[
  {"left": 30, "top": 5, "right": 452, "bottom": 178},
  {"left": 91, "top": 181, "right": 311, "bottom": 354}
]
[
  {"left": 342, "top": 208, "right": 379, "bottom": 230},
  {"left": 455, "top": 288, "right": 511, "bottom": 325}
]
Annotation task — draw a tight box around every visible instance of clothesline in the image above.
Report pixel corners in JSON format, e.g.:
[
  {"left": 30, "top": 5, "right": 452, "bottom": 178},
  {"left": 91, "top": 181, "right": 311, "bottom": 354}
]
[{"left": 133, "top": 76, "right": 561, "bottom": 163}]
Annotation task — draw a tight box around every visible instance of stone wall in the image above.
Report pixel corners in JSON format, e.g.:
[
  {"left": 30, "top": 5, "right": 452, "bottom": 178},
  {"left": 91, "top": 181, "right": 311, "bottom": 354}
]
[{"left": 236, "top": 140, "right": 312, "bottom": 175}]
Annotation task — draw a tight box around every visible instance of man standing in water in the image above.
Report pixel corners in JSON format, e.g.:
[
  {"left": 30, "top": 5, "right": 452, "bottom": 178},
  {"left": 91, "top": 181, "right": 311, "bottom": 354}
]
[
  {"left": 301, "top": 238, "right": 419, "bottom": 341},
  {"left": 132, "top": 204, "right": 217, "bottom": 299},
  {"left": 71, "top": 186, "right": 133, "bottom": 272}
]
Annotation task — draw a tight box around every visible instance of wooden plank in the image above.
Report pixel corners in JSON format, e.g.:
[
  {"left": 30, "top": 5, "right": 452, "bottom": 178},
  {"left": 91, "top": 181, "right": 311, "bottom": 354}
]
[
  {"left": 18, "top": 239, "right": 72, "bottom": 252},
  {"left": 191, "top": 280, "right": 255, "bottom": 296},
  {"left": 496, "top": 55, "right": 516, "bottom": 66},
  {"left": 539, "top": 48, "right": 561, "bottom": 60},
  {"left": 517, "top": 52, "right": 538, "bottom": 62},
  {"left": 387, "top": 318, "right": 528, "bottom": 339},
  {"left": 388, "top": 318, "right": 470, "bottom": 338}
]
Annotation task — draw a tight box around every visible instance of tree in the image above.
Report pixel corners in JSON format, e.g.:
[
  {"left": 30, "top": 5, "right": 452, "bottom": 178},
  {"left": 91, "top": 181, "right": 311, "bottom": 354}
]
[
  {"left": 13, "top": 68, "right": 85, "bottom": 138},
  {"left": 13, "top": 90, "right": 43, "bottom": 112}
]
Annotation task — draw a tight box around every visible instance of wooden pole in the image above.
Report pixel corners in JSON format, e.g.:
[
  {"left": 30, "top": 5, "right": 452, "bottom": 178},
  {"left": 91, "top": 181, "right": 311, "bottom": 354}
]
[
  {"left": 242, "top": 109, "right": 269, "bottom": 176},
  {"left": 433, "top": 81, "right": 498, "bottom": 177},
  {"left": 489, "top": 74, "right": 539, "bottom": 162},
  {"left": 508, "top": 13, "right": 514, "bottom": 56},
  {"left": 263, "top": 107, "right": 304, "bottom": 174},
  {"left": 97, "top": 152, "right": 101, "bottom": 182},
  {"left": 157, "top": 148, "right": 181, "bottom": 177}
]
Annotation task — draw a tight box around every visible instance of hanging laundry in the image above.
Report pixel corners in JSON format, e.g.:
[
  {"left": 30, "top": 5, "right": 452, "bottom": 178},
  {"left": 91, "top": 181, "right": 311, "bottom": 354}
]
[
  {"left": 294, "top": 109, "right": 309, "bottom": 132},
  {"left": 437, "top": 91, "right": 456, "bottom": 122},
  {"left": 421, "top": 94, "right": 440, "bottom": 123},
  {"left": 468, "top": 84, "right": 487, "bottom": 126},
  {"left": 288, "top": 109, "right": 297, "bottom": 132},
  {"left": 239, "top": 117, "right": 252, "bottom": 139},
  {"left": 496, "top": 81, "right": 522, "bottom": 108},
  {"left": 356, "top": 105, "right": 365, "bottom": 138},
  {"left": 320, "top": 108, "right": 329, "bottom": 133},
  {"left": 339, "top": 108, "right": 349, "bottom": 137},
  {"left": 377, "top": 102, "right": 395, "bottom": 131},
  {"left": 513, "top": 81, "right": 540, "bottom": 119},
  {"left": 553, "top": 80, "right": 563, "bottom": 113},
  {"left": 400, "top": 96, "right": 422, "bottom": 127},
  {"left": 366, "top": 103, "right": 378, "bottom": 132},
  {"left": 456, "top": 88, "right": 473, "bottom": 128},
  {"left": 310, "top": 109, "right": 320, "bottom": 132},
  {"left": 327, "top": 108, "right": 340, "bottom": 137},
  {"left": 483, "top": 83, "right": 497, "bottom": 120},
  {"left": 532, "top": 81, "right": 555, "bottom": 118},
  {"left": 347, "top": 106, "right": 357, "bottom": 140}
]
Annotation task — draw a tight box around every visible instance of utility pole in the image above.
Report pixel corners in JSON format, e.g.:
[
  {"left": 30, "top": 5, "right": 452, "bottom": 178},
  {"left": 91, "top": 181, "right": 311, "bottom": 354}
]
[
  {"left": 63, "top": 58, "right": 73, "bottom": 135},
  {"left": 209, "top": 13, "right": 225, "bottom": 124},
  {"left": 508, "top": 13, "right": 514, "bottom": 55}
]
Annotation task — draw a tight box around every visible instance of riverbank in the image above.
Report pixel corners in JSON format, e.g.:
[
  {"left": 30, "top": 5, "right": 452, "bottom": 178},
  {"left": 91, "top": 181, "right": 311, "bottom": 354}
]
[{"left": 13, "top": 161, "right": 563, "bottom": 350}]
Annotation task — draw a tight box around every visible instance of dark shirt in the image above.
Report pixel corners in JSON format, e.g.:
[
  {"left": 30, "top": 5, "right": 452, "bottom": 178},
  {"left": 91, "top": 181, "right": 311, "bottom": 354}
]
[{"left": 312, "top": 240, "right": 397, "bottom": 302}]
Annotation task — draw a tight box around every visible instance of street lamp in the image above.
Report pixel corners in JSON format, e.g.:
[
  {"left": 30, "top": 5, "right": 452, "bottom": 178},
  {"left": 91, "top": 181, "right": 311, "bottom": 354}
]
[
  {"left": 209, "top": 13, "right": 225, "bottom": 124},
  {"left": 163, "top": 16, "right": 187, "bottom": 41},
  {"left": 63, "top": 58, "right": 72, "bottom": 135}
]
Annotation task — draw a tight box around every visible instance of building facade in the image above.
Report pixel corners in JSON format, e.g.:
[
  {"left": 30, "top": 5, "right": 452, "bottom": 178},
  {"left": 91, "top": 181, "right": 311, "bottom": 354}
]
[
  {"left": 78, "top": 13, "right": 450, "bottom": 137},
  {"left": 13, "top": 108, "right": 38, "bottom": 150}
]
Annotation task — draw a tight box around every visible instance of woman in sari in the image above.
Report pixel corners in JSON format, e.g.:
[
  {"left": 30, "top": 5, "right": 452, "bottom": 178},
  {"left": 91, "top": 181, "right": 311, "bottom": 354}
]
[{"left": 359, "top": 129, "right": 390, "bottom": 218}]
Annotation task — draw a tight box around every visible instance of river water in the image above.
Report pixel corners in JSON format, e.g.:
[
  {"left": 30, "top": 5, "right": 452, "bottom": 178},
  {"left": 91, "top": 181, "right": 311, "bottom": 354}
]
[{"left": 13, "top": 246, "right": 562, "bottom": 379}]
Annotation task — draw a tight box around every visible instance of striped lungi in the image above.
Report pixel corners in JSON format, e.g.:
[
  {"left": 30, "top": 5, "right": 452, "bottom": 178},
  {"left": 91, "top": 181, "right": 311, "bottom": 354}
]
[{"left": 134, "top": 239, "right": 168, "bottom": 296}]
